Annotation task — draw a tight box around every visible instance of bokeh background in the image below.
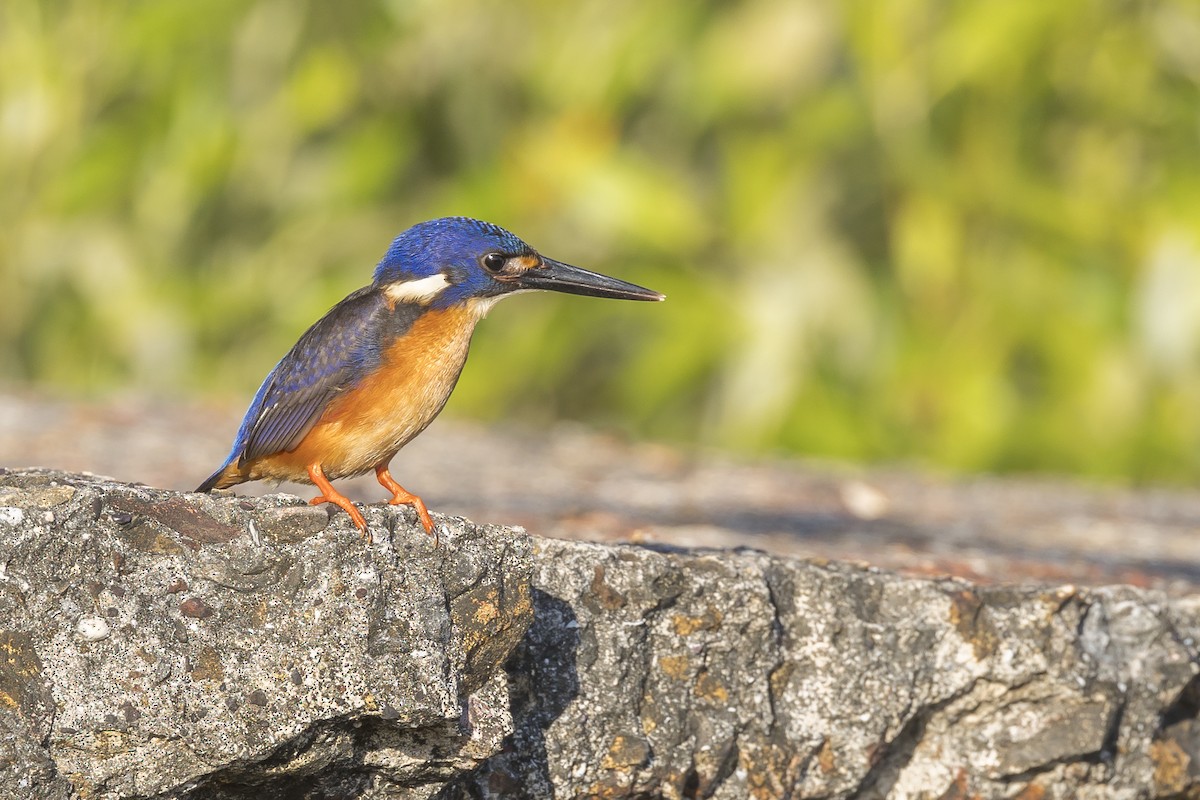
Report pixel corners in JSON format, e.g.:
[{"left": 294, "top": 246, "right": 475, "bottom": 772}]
[{"left": 4, "top": 0, "right": 1200, "bottom": 483}]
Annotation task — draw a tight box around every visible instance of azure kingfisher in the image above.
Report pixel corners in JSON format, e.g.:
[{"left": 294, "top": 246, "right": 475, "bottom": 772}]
[{"left": 196, "top": 217, "right": 663, "bottom": 541}]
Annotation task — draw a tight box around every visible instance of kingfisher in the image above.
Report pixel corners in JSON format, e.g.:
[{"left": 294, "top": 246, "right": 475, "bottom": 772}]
[{"left": 196, "top": 217, "right": 663, "bottom": 540}]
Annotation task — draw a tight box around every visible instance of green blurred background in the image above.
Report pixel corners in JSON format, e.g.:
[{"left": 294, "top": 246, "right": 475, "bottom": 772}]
[{"left": 4, "top": 0, "right": 1200, "bottom": 483}]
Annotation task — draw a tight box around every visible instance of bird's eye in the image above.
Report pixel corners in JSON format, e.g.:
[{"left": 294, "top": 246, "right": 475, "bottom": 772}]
[{"left": 482, "top": 253, "right": 506, "bottom": 273}]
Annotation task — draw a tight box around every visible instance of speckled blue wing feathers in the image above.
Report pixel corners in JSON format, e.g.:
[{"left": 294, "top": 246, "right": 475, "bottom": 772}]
[
  {"left": 236, "top": 286, "right": 387, "bottom": 464},
  {"left": 195, "top": 285, "right": 430, "bottom": 492},
  {"left": 194, "top": 287, "right": 400, "bottom": 493}
]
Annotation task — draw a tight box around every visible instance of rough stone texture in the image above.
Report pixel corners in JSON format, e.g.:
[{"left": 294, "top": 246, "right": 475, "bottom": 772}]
[
  {"left": 0, "top": 470, "right": 532, "bottom": 799},
  {"left": 440, "top": 541, "right": 1200, "bottom": 799},
  {"left": 0, "top": 468, "right": 1198, "bottom": 798}
]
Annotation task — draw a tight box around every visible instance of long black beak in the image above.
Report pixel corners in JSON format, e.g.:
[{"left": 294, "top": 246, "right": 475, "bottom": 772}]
[{"left": 514, "top": 258, "right": 665, "bottom": 301}]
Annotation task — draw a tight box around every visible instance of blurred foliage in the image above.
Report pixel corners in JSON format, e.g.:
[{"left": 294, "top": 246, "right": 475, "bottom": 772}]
[{"left": 3, "top": 0, "right": 1200, "bottom": 482}]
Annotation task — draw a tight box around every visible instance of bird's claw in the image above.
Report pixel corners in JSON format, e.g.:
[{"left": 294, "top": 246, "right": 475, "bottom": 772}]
[
  {"left": 387, "top": 497, "right": 438, "bottom": 545},
  {"left": 375, "top": 466, "right": 437, "bottom": 544},
  {"left": 308, "top": 493, "right": 371, "bottom": 541}
]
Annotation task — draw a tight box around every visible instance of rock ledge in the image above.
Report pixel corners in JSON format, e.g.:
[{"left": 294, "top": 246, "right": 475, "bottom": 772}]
[{"left": 0, "top": 469, "right": 1197, "bottom": 799}]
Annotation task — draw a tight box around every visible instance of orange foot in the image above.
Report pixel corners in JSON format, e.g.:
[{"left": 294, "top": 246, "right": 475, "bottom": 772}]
[
  {"left": 307, "top": 463, "right": 370, "bottom": 542},
  {"left": 375, "top": 465, "right": 436, "bottom": 540}
]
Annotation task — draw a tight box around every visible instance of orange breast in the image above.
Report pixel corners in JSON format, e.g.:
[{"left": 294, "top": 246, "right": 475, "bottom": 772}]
[{"left": 249, "top": 306, "right": 479, "bottom": 483}]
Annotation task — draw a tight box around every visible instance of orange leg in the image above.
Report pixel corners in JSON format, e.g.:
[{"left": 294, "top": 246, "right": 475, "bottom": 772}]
[
  {"left": 307, "top": 463, "right": 370, "bottom": 541},
  {"left": 375, "top": 465, "right": 436, "bottom": 537}
]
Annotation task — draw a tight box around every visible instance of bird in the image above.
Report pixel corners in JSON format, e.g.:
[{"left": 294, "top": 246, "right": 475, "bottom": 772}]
[{"left": 196, "top": 217, "right": 664, "bottom": 541}]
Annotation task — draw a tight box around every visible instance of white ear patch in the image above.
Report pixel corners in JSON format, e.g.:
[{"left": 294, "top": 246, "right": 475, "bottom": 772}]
[{"left": 384, "top": 273, "right": 451, "bottom": 305}]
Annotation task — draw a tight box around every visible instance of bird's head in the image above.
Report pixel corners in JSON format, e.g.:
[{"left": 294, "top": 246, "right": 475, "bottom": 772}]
[{"left": 373, "top": 217, "right": 664, "bottom": 314}]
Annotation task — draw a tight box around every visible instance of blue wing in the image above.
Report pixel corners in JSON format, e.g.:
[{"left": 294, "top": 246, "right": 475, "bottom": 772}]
[
  {"left": 196, "top": 285, "right": 428, "bottom": 492},
  {"left": 233, "top": 286, "right": 387, "bottom": 465}
]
